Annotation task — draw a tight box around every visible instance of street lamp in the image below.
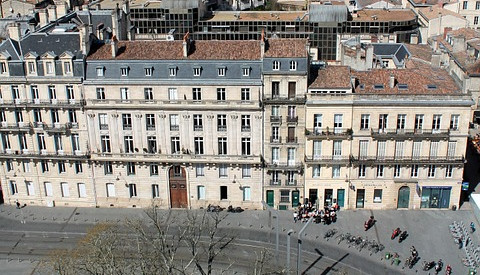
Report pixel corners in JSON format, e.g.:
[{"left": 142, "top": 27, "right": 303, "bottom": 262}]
[{"left": 287, "top": 229, "right": 294, "bottom": 271}]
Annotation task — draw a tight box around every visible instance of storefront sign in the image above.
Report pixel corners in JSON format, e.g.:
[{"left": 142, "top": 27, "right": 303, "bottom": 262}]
[{"left": 462, "top": 182, "right": 469, "bottom": 191}]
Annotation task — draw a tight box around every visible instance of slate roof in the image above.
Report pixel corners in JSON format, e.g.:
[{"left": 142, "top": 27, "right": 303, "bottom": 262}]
[
  {"left": 0, "top": 39, "right": 20, "bottom": 60},
  {"left": 19, "top": 33, "right": 82, "bottom": 58},
  {"left": 373, "top": 43, "right": 411, "bottom": 66},
  {"left": 309, "top": 66, "right": 351, "bottom": 89},
  {"left": 264, "top": 39, "right": 308, "bottom": 58},
  {"left": 308, "top": 4, "right": 348, "bottom": 22}
]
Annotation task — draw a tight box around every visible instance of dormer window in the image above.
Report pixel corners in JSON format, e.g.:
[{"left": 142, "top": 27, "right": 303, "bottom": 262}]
[
  {"left": 374, "top": 84, "right": 384, "bottom": 90},
  {"left": 193, "top": 67, "right": 201, "bottom": 77},
  {"left": 144, "top": 67, "right": 153, "bottom": 76},
  {"left": 96, "top": 67, "right": 104, "bottom": 77},
  {"left": 63, "top": 62, "right": 72, "bottom": 75},
  {"left": 169, "top": 67, "right": 177, "bottom": 77},
  {"left": 0, "top": 62, "right": 7, "bottom": 75},
  {"left": 273, "top": 60, "right": 280, "bottom": 71},
  {"left": 242, "top": 67, "right": 250, "bottom": 76},
  {"left": 289, "top": 60, "right": 297, "bottom": 71},
  {"left": 398, "top": 84, "right": 408, "bottom": 90},
  {"left": 427, "top": 84, "right": 437, "bottom": 90},
  {"left": 120, "top": 67, "right": 129, "bottom": 76},
  {"left": 217, "top": 67, "right": 226, "bottom": 77},
  {"left": 45, "top": 61, "right": 54, "bottom": 75},
  {"left": 28, "top": 61, "right": 36, "bottom": 74}
]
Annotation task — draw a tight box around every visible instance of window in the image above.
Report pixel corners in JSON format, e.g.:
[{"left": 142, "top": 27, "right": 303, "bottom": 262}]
[
  {"left": 104, "top": 161, "right": 113, "bottom": 175},
  {"left": 26, "top": 181, "right": 35, "bottom": 196},
  {"left": 31, "top": 85, "right": 39, "bottom": 101},
  {"left": 9, "top": 180, "right": 17, "bottom": 195},
  {"left": 198, "top": 186, "right": 206, "bottom": 200},
  {"left": 463, "top": 1, "right": 468, "bottom": 9},
  {"left": 289, "top": 60, "right": 297, "bottom": 71},
  {"left": 448, "top": 141, "right": 456, "bottom": 158},
  {"left": 150, "top": 164, "right": 159, "bottom": 176},
  {"left": 106, "top": 183, "right": 116, "bottom": 197},
  {"left": 379, "top": 114, "right": 388, "bottom": 131},
  {"left": 376, "top": 165, "right": 384, "bottom": 178},
  {"left": 272, "top": 82, "right": 280, "bottom": 97},
  {"left": 428, "top": 165, "right": 436, "bottom": 178},
  {"left": 272, "top": 147, "right": 279, "bottom": 163},
  {"left": 477, "top": 1, "right": 480, "bottom": 9},
  {"left": 45, "top": 61, "right": 54, "bottom": 74},
  {"left": 332, "top": 165, "right": 340, "bottom": 178},
  {"left": 313, "top": 140, "right": 322, "bottom": 159},
  {"left": 334, "top": 114, "right": 343, "bottom": 133},
  {"left": 168, "top": 88, "right": 178, "bottom": 100},
  {"left": 128, "top": 183, "right": 137, "bottom": 197},
  {"left": 28, "top": 61, "right": 36, "bottom": 74},
  {"left": 122, "top": 114, "right": 132, "bottom": 130},
  {"left": 395, "top": 141, "right": 404, "bottom": 159},
  {"left": 144, "top": 88, "right": 154, "bottom": 101},
  {"left": 358, "top": 165, "right": 366, "bottom": 178},
  {"left": 96, "top": 67, "right": 104, "bottom": 77},
  {"left": 271, "top": 171, "right": 280, "bottom": 185},
  {"left": 192, "top": 88, "right": 202, "bottom": 101},
  {"left": 68, "top": 109, "right": 77, "bottom": 124},
  {"left": 272, "top": 60, "right": 280, "bottom": 70},
  {"left": 75, "top": 161, "right": 83, "bottom": 174},
  {"left": 58, "top": 161, "right": 66, "bottom": 173},
  {"left": 277, "top": 190, "right": 290, "bottom": 204},
  {"left": 241, "top": 88, "right": 250, "bottom": 101},
  {"left": 146, "top": 114, "right": 155, "bottom": 131},
  {"left": 475, "top": 16, "right": 479, "bottom": 24},
  {"left": 170, "top": 114, "right": 179, "bottom": 131},
  {"left": 193, "top": 114, "right": 203, "bottom": 131},
  {"left": 169, "top": 67, "right": 176, "bottom": 76},
  {"left": 217, "top": 67, "right": 225, "bottom": 76},
  {"left": 96, "top": 87, "right": 105, "bottom": 100},
  {"left": 44, "top": 182, "right": 53, "bottom": 197},
  {"left": 0, "top": 62, "right": 6, "bottom": 74},
  {"left": 194, "top": 137, "right": 204, "bottom": 155},
  {"left": 242, "top": 67, "right": 250, "bottom": 76},
  {"left": 373, "top": 189, "right": 382, "bottom": 203},
  {"left": 218, "top": 137, "right": 227, "bottom": 155},
  {"left": 415, "top": 114, "right": 424, "bottom": 131},
  {"left": 450, "top": 115, "right": 459, "bottom": 130},
  {"left": 72, "top": 134, "right": 80, "bottom": 152},
  {"left": 220, "top": 186, "right": 228, "bottom": 200},
  {"left": 120, "top": 88, "right": 129, "bottom": 102},
  {"left": 445, "top": 165, "right": 453, "bottom": 178},
  {"left": 411, "top": 164, "right": 418, "bottom": 178},
  {"left": 39, "top": 160, "right": 49, "bottom": 172},
  {"left": 217, "top": 88, "right": 226, "bottom": 101},
  {"left": 217, "top": 114, "right": 227, "bottom": 131},
  {"left": 288, "top": 106, "right": 296, "bottom": 120},
  {"left": 313, "top": 165, "right": 321, "bottom": 178},
  {"left": 243, "top": 187, "right": 251, "bottom": 201},
  {"left": 147, "top": 136, "right": 157, "bottom": 153},
  {"left": 152, "top": 184, "right": 160, "bottom": 198},
  {"left": 397, "top": 114, "right": 406, "bottom": 130},
  {"left": 242, "top": 138, "right": 251, "bottom": 155},
  {"left": 241, "top": 115, "right": 251, "bottom": 132},
  {"left": 360, "top": 114, "right": 370, "bottom": 130},
  {"left": 377, "top": 141, "right": 386, "bottom": 159},
  {"left": 144, "top": 67, "right": 152, "bottom": 76},
  {"left": 1, "top": 133, "right": 10, "bottom": 150},
  {"left": 193, "top": 67, "right": 201, "bottom": 76},
  {"left": 127, "top": 162, "right": 136, "bottom": 175},
  {"left": 394, "top": 165, "right": 401, "bottom": 178},
  {"left": 171, "top": 137, "right": 180, "bottom": 154},
  {"left": 219, "top": 164, "right": 228, "bottom": 178},
  {"left": 101, "top": 135, "right": 111, "bottom": 153},
  {"left": 63, "top": 62, "right": 71, "bottom": 74},
  {"left": 196, "top": 164, "right": 205, "bottom": 177},
  {"left": 66, "top": 86, "right": 75, "bottom": 102},
  {"left": 78, "top": 183, "right": 87, "bottom": 198},
  {"left": 19, "top": 133, "right": 28, "bottom": 151},
  {"left": 61, "top": 182, "right": 70, "bottom": 197},
  {"left": 430, "top": 141, "right": 439, "bottom": 159},
  {"left": 432, "top": 115, "right": 442, "bottom": 131},
  {"left": 287, "top": 148, "right": 296, "bottom": 166},
  {"left": 242, "top": 164, "right": 251, "bottom": 178},
  {"left": 46, "top": 86, "right": 56, "bottom": 102},
  {"left": 99, "top": 114, "right": 108, "bottom": 130},
  {"left": 120, "top": 67, "right": 128, "bottom": 76},
  {"left": 124, "top": 136, "right": 134, "bottom": 153},
  {"left": 333, "top": 140, "right": 342, "bottom": 158}
]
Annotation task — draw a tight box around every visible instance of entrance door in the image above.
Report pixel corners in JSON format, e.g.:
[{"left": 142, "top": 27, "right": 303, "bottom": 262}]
[
  {"left": 266, "top": 190, "right": 274, "bottom": 207},
  {"left": 337, "top": 189, "right": 345, "bottom": 208},
  {"left": 169, "top": 166, "right": 188, "bottom": 208},
  {"left": 397, "top": 186, "right": 410, "bottom": 208},
  {"left": 324, "top": 189, "right": 333, "bottom": 206},
  {"left": 309, "top": 189, "right": 318, "bottom": 206},
  {"left": 291, "top": 191, "right": 299, "bottom": 207},
  {"left": 356, "top": 189, "right": 365, "bottom": 208},
  {"left": 288, "top": 82, "right": 296, "bottom": 98}
]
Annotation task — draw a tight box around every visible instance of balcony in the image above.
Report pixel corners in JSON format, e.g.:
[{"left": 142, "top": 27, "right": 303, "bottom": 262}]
[
  {"left": 0, "top": 122, "right": 32, "bottom": 132},
  {"left": 266, "top": 162, "right": 303, "bottom": 172},
  {"left": 170, "top": 125, "right": 179, "bottom": 131},
  {"left": 286, "top": 136, "right": 298, "bottom": 143},
  {"left": 146, "top": 125, "right": 155, "bottom": 131},
  {"left": 85, "top": 99, "right": 260, "bottom": 110},
  {"left": 194, "top": 125, "right": 203, "bottom": 131},
  {"left": 43, "top": 123, "right": 77, "bottom": 133},
  {"left": 305, "top": 128, "right": 353, "bottom": 140},
  {"left": 217, "top": 125, "right": 227, "bottom": 132},
  {"left": 263, "top": 95, "right": 306, "bottom": 104},
  {"left": 99, "top": 124, "right": 109, "bottom": 130},
  {"left": 351, "top": 155, "right": 464, "bottom": 165},
  {"left": 286, "top": 116, "right": 298, "bottom": 123},
  {"left": 241, "top": 125, "right": 251, "bottom": 132},
  {"left": 285, "top": 180, "right": 298, "bottom": 186},
  {"left": 304, "top": 155, "right": 351, "bottom": 165},
  {"left": 0, "top": 99, "right": 85, "bottom": 108},
  {"left": 371, "top": 128, "right": 450, "bottom": 140},
  {"left": 270, "top": 116, "right": 282, "bottom": 123},
  {"left": 270, "top": 180, "right": 282, "bottom": 186},
  {"left": 0, "top": 149, "right": 90, "bottom": 160},
  {"left": 270, "top": 136, "right": 282, "bottom": 143}
]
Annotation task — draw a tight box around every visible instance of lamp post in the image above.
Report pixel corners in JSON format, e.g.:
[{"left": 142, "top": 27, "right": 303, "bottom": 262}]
[
  {"left": 297, "top": 217, "right": 313, "bottom": 275},
  {"left": 287, "top": 229, "right": 294, "bottom": 271},
  {"left": 262, "top": 201, "right": 279, "bottom": 261}
]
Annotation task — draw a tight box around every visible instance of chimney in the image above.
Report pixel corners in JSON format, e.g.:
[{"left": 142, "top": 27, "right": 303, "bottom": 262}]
[
  {"left": 47, "top": 5, "right": 57, "bottom": 22},
  {"left": 111, "top": 36, "right": 118, "bottom": 58},
  {"left": 389, "top": 74, "right": 395, "bottom": 88},
  {"left": 431, "top": 52, "right": 441, "bottom": 68},
  {"left": 54, "top": 1, "right": 67, "bottom": 18},
  {"left": 410, "top": 34, "right": 418, "bottom": 44},
  {"left": 350, "top": 76, "right": 357, "bottom": 88},
  {"left": 182, "top": 32, "right": 190, "bottom": 58},
  {"left": 452, "top": 35, "right": 466, "bottom": 53},
  {"left": 365, "top": 43, "right": 374, "bottom": 69},
  {"left": 38, "top": 9, "right": 49, "bottom": 27},
  {"left": 260, "top": 29, "right": 265, "bottom": 58},
  {"left": 79, "top": 24, "right": 91, "bottom": 55},
  {"left": 7, "top": 23, "right": 22, "bottom": 41},
  {"left": 432, "top": 37, "right": 438, "bottom": 51}
]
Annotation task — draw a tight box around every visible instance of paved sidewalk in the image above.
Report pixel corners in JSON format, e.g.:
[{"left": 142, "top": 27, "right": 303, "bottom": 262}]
[{"left": 0, "top": 204, "right": 478, "bottom": 274}]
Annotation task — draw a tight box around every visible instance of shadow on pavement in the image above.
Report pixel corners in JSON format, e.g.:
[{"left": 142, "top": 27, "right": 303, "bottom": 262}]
[{"left": 301, "top": 248, "right": 349, "bottom": 275}]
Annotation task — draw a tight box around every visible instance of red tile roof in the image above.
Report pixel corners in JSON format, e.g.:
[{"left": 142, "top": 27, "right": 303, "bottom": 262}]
[
  {"left": 406, "top": 44, "right": 433, "bottom": 62},
  {"left": 264, "top": 39, "right": 309, "bottom": 58},
  {"left": 309, "top": 66, "right": 351, "bottom": 89}
]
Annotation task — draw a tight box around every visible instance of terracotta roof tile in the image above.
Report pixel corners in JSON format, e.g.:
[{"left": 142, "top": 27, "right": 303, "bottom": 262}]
[
  {"left": 451, "top": 52, "right": 480, "bottom": 75},
  {"left": 264, "top": 39, "right": 308, "bottom": 58},
  {"left": 309, "top": 66, "right": 351, "bottom": 89},
  {"left": 206, "top": 11, "right": 308, "bottom": 22},
  {"left": 448, "top": 28, "right": 480, "bottom": 40},
  {"left": 352, "top": 9, "right": 416, "bottom": 22},
  {"left": 88, "top": 40, "right": 262, "bottom": 60},
  {"left": 406, "top": 44, "right": 433, "bottom": 62},
  {"left": 418, "top": 6, "right": 465, "bottom": 21}
]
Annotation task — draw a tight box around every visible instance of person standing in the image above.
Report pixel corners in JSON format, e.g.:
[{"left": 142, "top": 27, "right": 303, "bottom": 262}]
[
  {"left": 293, "top": 211, "right": 298, "bottom": 223},
  {"left": 15, "top": 199, "right": 20, "bottom": 209}
]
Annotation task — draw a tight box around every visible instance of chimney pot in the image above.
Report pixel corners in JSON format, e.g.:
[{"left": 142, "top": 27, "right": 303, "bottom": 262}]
[{"left": 111, "top": 36, "right": 118, "bottom": 58}]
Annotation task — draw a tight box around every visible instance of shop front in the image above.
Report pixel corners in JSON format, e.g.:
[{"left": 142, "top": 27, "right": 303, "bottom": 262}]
[{"left": 421, "top": 186, "right": 451, "bottom": 209}]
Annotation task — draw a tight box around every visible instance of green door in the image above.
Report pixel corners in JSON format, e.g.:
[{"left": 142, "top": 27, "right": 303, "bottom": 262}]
[
  {"left": 292, "top": 191, "right": 300, "bottom": 207},
  {"left": 266, "top": 190, "right": 274, "bottom": 207},
  {"left": 397, "top": 186, "right": 410, "bottom": 208},
  {"left": 356, "top": 189, "right": 365, "bottom": 208},
  {"left": 337, "top": 189, "right": 345, "bottom": 207}
]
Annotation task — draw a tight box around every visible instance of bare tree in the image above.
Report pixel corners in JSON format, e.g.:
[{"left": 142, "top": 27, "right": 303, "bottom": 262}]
[{"left": 252, "top": 248, "right": 289, "bottom": 275}]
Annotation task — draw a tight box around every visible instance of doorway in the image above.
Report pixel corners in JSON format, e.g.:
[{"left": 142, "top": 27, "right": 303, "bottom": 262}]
[
  {"left": 356, "top": 189, "right": 365, "bottom": 208},
  {"left": 397, "top": 186, "right": 410, "bottom": 208},
  {"left": 169, "top": 166, "right": 188, "bottom": 208},
  {"left": 309, "top": 189, "right": 318, "bottom": 206},
  {"left": 266, "top": 190, "right": 274, "bottom": 207},
  {"left": 324, "top": 189, "right": 333, "bottom": 206},
  {"left": 291, "top": 190, "right": 299, "bottom": 207},
  {"left": 337, "top": 189, "right": 345, "bottom": 208}
]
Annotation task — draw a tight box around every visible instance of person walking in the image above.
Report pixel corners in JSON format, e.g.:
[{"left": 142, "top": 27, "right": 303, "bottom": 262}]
[
  {"left": 293, "top": 211, "right": 298, "bottom": 223},
  {"left": 15, "top": 199, "right": 21, "bottom": 209}
]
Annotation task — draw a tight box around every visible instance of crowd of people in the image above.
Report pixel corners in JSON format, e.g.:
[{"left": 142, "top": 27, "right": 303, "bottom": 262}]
[{"left": 293, "top": 202, "right": 339, "bottom": 224}]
